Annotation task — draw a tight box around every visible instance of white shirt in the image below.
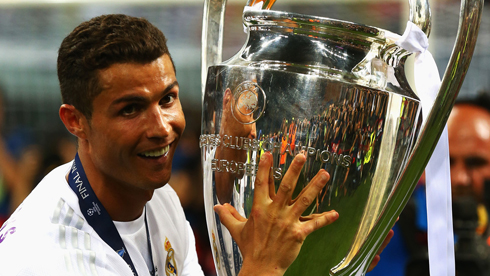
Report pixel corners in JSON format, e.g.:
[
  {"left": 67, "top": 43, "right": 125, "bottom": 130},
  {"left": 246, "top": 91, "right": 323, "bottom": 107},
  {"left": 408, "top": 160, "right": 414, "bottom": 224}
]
[{"left": 0, "top": 162, "right": 204, "bottom": 276}]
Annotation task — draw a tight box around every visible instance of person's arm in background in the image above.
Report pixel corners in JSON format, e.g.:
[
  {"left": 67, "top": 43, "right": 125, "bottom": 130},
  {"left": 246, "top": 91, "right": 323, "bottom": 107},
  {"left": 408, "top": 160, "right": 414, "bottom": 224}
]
[{"left": 0, "top": 134, "right": 41, "bottom": 212}]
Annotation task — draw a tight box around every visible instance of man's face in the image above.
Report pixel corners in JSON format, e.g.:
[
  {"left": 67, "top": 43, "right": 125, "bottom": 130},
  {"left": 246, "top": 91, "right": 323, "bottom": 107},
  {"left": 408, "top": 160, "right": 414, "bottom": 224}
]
[
  {"left": 448, "top": 104, "right": 490, "bottom": 203},
  {"left": 84, "top": 54, "right": 185, "bottom": 191}
]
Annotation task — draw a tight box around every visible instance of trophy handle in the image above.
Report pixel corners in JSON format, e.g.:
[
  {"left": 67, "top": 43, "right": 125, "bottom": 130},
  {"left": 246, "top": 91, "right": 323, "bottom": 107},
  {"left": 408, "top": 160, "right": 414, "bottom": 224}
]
[
  {"left": 201, "top": 0, "right": 277, "bottom": 103},
  {"left": 201, "top": 0, "right": 226, "bottom": 103},
  {"left": 337, "top": 0, "right": 484, "bottom": 274}
]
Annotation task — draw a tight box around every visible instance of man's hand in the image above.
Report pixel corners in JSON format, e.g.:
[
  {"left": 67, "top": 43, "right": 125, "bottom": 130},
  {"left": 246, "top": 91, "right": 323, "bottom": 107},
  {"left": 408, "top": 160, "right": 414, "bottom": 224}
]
[
  {"left": 367, "top": 229, "right": 394, "bottom": 272},
  {"left": 214, "top": 152, "right": 339, "bottom": 276}
]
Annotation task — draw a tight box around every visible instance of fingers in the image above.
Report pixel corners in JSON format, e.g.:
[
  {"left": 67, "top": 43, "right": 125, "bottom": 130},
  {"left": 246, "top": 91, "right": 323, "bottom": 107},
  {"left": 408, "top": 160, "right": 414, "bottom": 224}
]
[
  {"left": 223, "top": 203, "right": 247, "bottom": 222},
  {"left": 291, "top": 169, "right": 330, "bottom": 216},
  {"left": 367, "top": 255, "right": 380, "bottom": 272},
  {"left": 377, "top": 229, "right": 394, "bottom": 255},
  {"left": 268, "top": 166, "right": 276, "bottom": 200},
  {"left": 298, "top": 213, "right": 330, "bottom": 221},
  {"left": 274, "top": 153, "right": 306, "bottom": 207},
  {"left": 300, "top": 210, "right": 339, "bottom": 236},
  {"left": 253, "top": 152, "right": 273, "bottom": 204},
  {"left": 214, "top": 204, "right": 244, "bottom": 237},
  {"left": 367, "top": 229, "right": 395, "bottom": 272}
]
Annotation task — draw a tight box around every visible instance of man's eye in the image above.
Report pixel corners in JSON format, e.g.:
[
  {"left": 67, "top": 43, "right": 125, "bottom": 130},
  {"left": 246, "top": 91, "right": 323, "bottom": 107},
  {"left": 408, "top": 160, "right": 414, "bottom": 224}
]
[
  {"left": 465, "top": 156, "right": 488, "bottom": 169},
  {"left": 161, "top": 94, "right": 176, "bottom": 105},
  {"left": 121, "top": 105, "right": 139, "bottom": 116}
]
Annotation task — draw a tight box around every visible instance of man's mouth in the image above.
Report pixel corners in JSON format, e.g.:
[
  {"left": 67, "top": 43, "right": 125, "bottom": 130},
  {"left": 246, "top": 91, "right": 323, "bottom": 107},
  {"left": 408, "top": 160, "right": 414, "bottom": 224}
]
[{"left": 138, "top": 145, "right": 170, "bottom": 158}]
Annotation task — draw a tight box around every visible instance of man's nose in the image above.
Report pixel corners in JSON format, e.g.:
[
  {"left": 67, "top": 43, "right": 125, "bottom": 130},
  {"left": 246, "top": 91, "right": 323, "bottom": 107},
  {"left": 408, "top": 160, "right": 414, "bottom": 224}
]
[
  {"left": 249, "top": 123, "right": 257, "bottom": 140},
  {"left": 147, "top": 106, "right": 171, "bottom": 139}
]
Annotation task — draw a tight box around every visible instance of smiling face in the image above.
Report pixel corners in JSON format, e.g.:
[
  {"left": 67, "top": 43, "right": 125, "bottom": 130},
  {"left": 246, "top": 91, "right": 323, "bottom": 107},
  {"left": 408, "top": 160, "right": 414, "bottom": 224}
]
[{"left": 82, "top": 54, "right": 185, "bottom": 192}]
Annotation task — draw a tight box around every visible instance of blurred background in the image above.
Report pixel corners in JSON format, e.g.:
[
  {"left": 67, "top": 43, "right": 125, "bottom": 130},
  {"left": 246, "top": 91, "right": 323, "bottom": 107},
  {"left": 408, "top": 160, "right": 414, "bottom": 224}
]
[{"left": 0, "top": 0, "right": 489, "bottom": 275}]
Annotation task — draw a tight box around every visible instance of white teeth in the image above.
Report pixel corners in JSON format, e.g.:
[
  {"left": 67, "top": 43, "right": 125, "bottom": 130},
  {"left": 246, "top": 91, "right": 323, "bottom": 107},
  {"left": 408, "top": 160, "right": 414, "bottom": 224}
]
[{"left": 141, "top": 145, "right": 170, "bottom": 157}]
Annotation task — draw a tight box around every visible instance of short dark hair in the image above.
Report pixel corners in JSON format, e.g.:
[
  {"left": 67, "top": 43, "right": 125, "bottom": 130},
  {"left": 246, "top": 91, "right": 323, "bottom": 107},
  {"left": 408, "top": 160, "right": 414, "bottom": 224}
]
[
  {"left": 456, "top": 90, "right": 490, "bottom": 113},
  {"left": 57, "top": 14, "right": 174, "bottom": 119}
]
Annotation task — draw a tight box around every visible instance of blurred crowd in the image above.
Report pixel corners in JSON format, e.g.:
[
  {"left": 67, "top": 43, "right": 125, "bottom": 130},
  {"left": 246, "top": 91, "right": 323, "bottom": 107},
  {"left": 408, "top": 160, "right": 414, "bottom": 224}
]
[{"left": 0, "top": 87, "right": 77, "bottom": 225}]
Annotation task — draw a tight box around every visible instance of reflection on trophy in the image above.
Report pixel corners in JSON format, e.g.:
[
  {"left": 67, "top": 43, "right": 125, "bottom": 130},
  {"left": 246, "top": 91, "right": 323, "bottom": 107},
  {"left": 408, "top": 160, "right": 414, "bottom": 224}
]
[
  {"left": 201, "top": 0, "right": 483, "bottom": 275},
  {"left": 214, "top": 81, "right": 259, "bottom": 204}
]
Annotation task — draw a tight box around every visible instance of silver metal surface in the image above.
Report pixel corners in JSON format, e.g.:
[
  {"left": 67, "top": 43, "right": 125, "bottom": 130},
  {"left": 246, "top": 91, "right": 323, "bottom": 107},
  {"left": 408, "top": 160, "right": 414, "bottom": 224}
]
[
  {"left": 201, "top": 0, "right": 226, "bottom": 102},
  {"left": 201, "top": 1, "right": 484, "bottom": 275},
  {"left": 409, "top": 0, "right": 431, "bottom": 36}
]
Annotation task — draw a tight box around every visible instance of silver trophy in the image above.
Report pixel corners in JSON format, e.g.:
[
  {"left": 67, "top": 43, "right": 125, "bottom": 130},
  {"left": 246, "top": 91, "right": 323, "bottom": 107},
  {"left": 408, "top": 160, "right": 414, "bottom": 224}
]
[{"left": 200, "top": 0, "right": 483, "bottom": 275}]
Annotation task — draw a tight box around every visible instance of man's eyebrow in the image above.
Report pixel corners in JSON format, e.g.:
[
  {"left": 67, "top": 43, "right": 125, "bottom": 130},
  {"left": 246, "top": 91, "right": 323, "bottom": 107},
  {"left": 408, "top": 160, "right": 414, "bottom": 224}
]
[
  {"left": 111, "top": 95, "right": 148, "bottom": 106},
  {"left": 111, "top": 81, "right": 179, "bottom": 106},
  {"left": 163, "top": 81, "right": 179, "bottom": 96}
]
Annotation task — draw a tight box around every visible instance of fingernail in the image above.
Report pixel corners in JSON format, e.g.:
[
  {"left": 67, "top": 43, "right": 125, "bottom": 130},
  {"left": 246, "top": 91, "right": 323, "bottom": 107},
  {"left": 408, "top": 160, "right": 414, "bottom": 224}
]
[
  {"left": 320, "top": 171, "right": 328, "bottom": 182},
  {"left": 330, "top": 211, "right": 339, "bottom": 220},
  {"left": 296, "top": 153, "right": 306, "bottom": 163}
]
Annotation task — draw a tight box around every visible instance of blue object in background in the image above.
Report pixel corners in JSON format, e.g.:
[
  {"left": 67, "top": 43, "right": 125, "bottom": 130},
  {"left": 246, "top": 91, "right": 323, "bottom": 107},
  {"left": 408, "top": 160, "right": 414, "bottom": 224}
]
[{"left": 367, "top": 223, "right": 409, "bottom": 276}]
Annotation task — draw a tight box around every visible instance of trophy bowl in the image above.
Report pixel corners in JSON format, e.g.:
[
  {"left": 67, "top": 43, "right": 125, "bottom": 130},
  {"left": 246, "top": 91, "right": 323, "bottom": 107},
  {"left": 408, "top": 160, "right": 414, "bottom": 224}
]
[{"left": 200, "top": 1, "right": 483, "bottom": 275}]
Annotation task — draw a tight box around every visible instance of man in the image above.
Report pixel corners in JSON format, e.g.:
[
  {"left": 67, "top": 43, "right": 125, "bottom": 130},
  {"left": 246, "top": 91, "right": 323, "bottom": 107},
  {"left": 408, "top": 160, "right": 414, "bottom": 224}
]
[
  {"left": 448, "top": 93, "right": 490, "bottom": 239},
  {"left": 0, "top": 14, "right": 391, "bottom": 276},
  {"left": 449, "top": 93, "right": 490, "bottom": 209}
]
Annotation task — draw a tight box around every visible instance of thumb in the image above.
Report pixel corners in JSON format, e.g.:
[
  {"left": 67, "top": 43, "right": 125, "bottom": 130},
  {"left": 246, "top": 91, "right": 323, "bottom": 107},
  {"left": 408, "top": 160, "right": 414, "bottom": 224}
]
[
  {"left": 223, "top": 203, "right": 247, "bottom": 222},
  {"left": 214, "top": 204, "right": 245, "bottom": 237}
]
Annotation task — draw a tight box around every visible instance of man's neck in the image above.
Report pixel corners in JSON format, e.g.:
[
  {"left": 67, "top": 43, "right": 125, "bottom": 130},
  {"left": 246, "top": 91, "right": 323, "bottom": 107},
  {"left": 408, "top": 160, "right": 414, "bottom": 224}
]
[{"left": 69, "top": 150, "right": 153, "bottom": 222}]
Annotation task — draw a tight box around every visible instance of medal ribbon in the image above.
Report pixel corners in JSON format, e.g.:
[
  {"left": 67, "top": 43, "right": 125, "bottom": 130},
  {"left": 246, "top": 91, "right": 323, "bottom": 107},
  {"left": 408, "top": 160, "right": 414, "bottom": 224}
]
[
  {"left": 68, "top": 153, "right": 155, "bottom": 276},
  {"left": 389, "top": 21, "right": 455, "bottom": 276}
]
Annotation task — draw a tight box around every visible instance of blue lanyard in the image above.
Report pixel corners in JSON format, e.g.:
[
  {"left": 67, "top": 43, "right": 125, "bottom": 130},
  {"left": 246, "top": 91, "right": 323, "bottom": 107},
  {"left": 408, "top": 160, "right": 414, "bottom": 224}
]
[{"left": 68, "top": 153, "right": 155, "bottom": 276}]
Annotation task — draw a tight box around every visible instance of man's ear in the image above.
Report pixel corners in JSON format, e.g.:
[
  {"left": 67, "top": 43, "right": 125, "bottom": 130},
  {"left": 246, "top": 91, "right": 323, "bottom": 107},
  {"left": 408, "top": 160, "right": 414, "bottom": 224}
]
[
  {"left": 223, "top": 88, "right": 232, "bottom": 106},
  {"left": 59, "top": 104, "right": 88, "bottom": 140}
]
